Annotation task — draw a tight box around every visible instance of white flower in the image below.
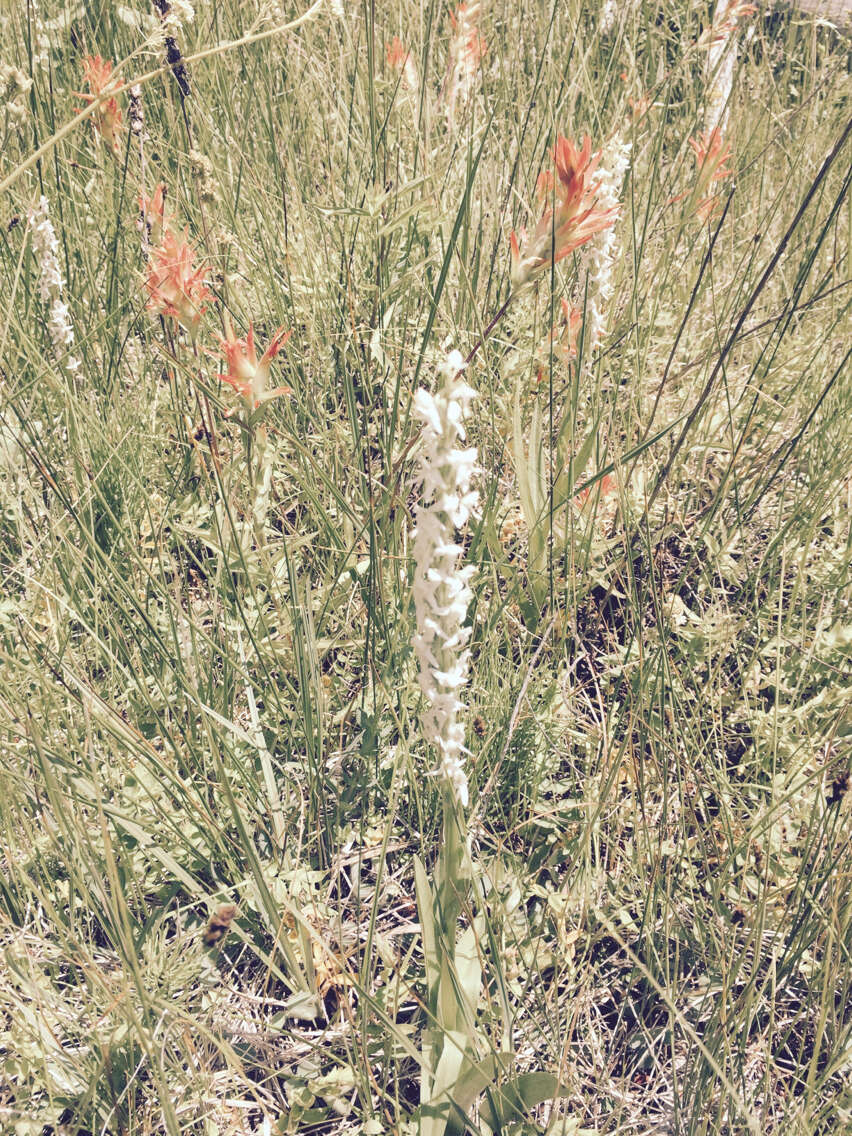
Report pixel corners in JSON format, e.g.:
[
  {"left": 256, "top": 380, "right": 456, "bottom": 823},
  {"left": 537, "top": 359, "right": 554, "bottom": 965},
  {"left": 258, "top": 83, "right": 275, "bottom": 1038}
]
[
  {"left": 441, "top": 2, "right": 486, "bottom": 129},
  {"left": 600, "top": 0, "right": 618, "bottom": 35},
  {"left": 26, "top": 0, "right": 50, "bottom": 70},
  {"left": 601, "top": 0, "right": 640, "bottom": 36},
  {"left": 163, "top": 0, "right": 194, "bottom": 35},
  {"left": 27, "top": 196, "right": 80, "bottom": 374},
  {"left": 47, "top": 300, "right": 74, "bottom": 347},
  {"left": 707, "top": 27, "right": 735, "bottom": 132},
  {"left": 577, "top": 134, "right": 631, "bottom": 352},
  {"left": 705, "top": 0, "right": 755, "bottom": 132},
  {"left": 115, "top": 5, "right": 155, "bottom": 30},
  {"left": 1, "top": 62, "right": 32, "bottom": 125},
  {"left": 411, "top": 350, "right": 479, "bottom": 807}
]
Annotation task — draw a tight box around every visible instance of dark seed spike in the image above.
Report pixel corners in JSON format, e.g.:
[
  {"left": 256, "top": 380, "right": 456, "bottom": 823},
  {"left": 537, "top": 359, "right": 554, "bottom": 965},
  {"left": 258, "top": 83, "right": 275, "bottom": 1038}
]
[{"left": 151, "top": 0, "right": 192, "bottom": 99}]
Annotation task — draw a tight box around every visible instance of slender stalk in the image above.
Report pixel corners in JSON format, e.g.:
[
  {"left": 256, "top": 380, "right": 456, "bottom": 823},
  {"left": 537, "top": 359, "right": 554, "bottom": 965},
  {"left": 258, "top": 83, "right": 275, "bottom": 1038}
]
[
  {"left": 647, "top": 113, "right": 852, "bottom": 510},
  {"left": 465, "top": 292, "right": 514, "bottom": 365}
]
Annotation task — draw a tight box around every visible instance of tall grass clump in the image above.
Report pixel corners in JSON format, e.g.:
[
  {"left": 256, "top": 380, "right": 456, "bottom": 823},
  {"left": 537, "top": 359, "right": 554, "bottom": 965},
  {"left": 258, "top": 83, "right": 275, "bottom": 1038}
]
[{"left": 0, "top": 0, "right": 850, "bottom": 1132}]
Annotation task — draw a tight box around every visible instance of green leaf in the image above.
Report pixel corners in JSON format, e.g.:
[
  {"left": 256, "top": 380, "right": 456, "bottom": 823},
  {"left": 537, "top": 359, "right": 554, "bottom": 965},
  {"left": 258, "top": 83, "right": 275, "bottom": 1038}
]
[
  {"left": 551, "top": 419, "right": 599, "bottom": 512},
  {"left": 444, "top": 1052, "right": 516, "bottom": 1136},
  {"left": 420, "top": 1030, "right": 470, "bottom": 1136},
  {"left": 455, "top": 923, "right": 483, "bottom": 1024},
  {"left": 514, "top": 1074, "right": 572, "bottom": 1111},
  {"left": 277, "top": 991, "right": 324, "bottom": 1021},
  {"left": 414, "top": 855, "right": 441, "bottom": 1010},
  {"left": 480, "top": 1073, "right": 571, "bottom": 1132}
]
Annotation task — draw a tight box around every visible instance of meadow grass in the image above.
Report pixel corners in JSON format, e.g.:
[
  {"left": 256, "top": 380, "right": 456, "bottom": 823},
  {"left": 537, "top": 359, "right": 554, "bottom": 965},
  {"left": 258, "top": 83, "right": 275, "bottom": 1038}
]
[{"left": 0, "top": 0, "right": 850, "bottom": 1132}]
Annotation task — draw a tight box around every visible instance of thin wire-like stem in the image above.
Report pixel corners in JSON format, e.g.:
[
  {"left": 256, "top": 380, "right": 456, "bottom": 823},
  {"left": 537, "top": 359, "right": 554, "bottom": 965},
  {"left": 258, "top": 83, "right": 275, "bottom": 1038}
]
[{"left": 464, "top": 292, "right": 514, "bottom": 365}]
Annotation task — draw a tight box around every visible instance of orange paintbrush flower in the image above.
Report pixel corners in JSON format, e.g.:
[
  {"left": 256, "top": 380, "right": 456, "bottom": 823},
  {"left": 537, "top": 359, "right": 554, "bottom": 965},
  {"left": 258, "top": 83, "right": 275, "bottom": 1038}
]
[
  {"left": 139, "top": 183, "right": 167, "bottom": 247},
  {"left": 510, "top": 134, "right": 617, "bottom": 289},
  {"left": 554, "top": 298, "right": 582, "bottom": 359},
  {"left": 534, "top": 168, "right": 554, "bottom": 206},
  {"left": 78, "top": 55, "right": 123, "bottom": 152},
  {"left": 688, "top": 128, "right": 733, "bottom": 220},
  {"left": 628, "top": 94, "right": 653, "bottom": 120},
  {"left": 574, "top": 473, "right": 615, "bottom": 509},
  {"left": 145, "top": 229, "right": 211, "bottom": 338},
  {"left": 217, "top": 316, "right": 292, "bottom": 409},
  {"left": 701, "top": 0, "right": 757, "bottom": 47},
  {"left": 534, "top": 298, "right": 582, "bottom": 385},
  {"left": 386, "top": 37, "right": 418, "bottom": 91},
  {"left": 689, "top": 129, "right": 733, "bottom": 184},
  {"left": 538, "top": 298, "right": 582, "bottom": 369}
]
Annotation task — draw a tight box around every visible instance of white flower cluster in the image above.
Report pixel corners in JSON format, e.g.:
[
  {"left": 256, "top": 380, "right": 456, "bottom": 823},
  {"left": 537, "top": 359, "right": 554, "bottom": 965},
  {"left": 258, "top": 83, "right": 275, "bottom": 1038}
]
[
  {"left": 27, "top": 0, "right": 50, "bottom": 70},
  {"left": 1, "top": 61, "right": 32, "bottom": 126},
  {"left": 411, "top": 351, "right": 478, "bottom": 808},
  {"left": 28, "top": 197, "right": 79, "bottom": 374},
  {"left": 163, "top": 0, "right": 194, "bottom": 35},
  {"left": 601, "top": 0, "right": 638, "bottom": 36},
  {"left": 128, "top": 84, "right": 147, "bottom": 139},
  {"left": 578, "top": 134, "right": 631, "bottom": 351},
  {"left": 600, "top": 0, "right": 618, "bottom": 35},
  {"left": 707, "top": 7, "right": 734, "bottom": 132},
  {"left": 705, "top": 0, "right": 751, "bottom": 132},
  {"left": 441, "top": 1, "right": 484, "bottom": 128},
  {"left": 706, "top": 51, "right": 733, "bottom": 133}
]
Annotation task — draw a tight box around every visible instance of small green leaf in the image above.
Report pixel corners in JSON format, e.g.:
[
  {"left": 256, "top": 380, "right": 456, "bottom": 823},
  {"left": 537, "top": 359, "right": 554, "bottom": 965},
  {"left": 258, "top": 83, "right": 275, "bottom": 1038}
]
[
  {"left": 420, "top": 1030, "right": 470, "bottom": 1136},
  {"left": 455, "top": 923, "right": 482, "bottom": 1023},
  {"left": 414, "top": 855, "right": 441, "bottom": 1002},
  {"left": 480, "top": 1073, "right": 570, "bottom": 1132}
]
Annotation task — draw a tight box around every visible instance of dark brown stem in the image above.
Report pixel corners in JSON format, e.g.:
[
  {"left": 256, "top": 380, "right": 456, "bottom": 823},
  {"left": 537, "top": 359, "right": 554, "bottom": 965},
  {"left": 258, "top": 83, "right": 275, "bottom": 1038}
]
[
  {"left": 464, "top": 292, "right": 515, "bottom": 365},
  {"left": 190, "top": 340, "right": 222, "bottom": 477}
]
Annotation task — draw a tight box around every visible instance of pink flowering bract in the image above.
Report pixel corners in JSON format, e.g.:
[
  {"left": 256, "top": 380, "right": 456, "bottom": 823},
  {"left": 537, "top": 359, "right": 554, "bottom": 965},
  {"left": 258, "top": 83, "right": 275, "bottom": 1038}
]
[
  {"left": 216, "top": 317, "right": 292, "bottom": 410},
  {"left": 510, "top": 134, "right": 618, "bottom": 288},
  {"left": 78, "top": 54, "right": 123, "bottom": 152},
  {"left": 145, "top": 229, "right": 211, "bottom": 338}
]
